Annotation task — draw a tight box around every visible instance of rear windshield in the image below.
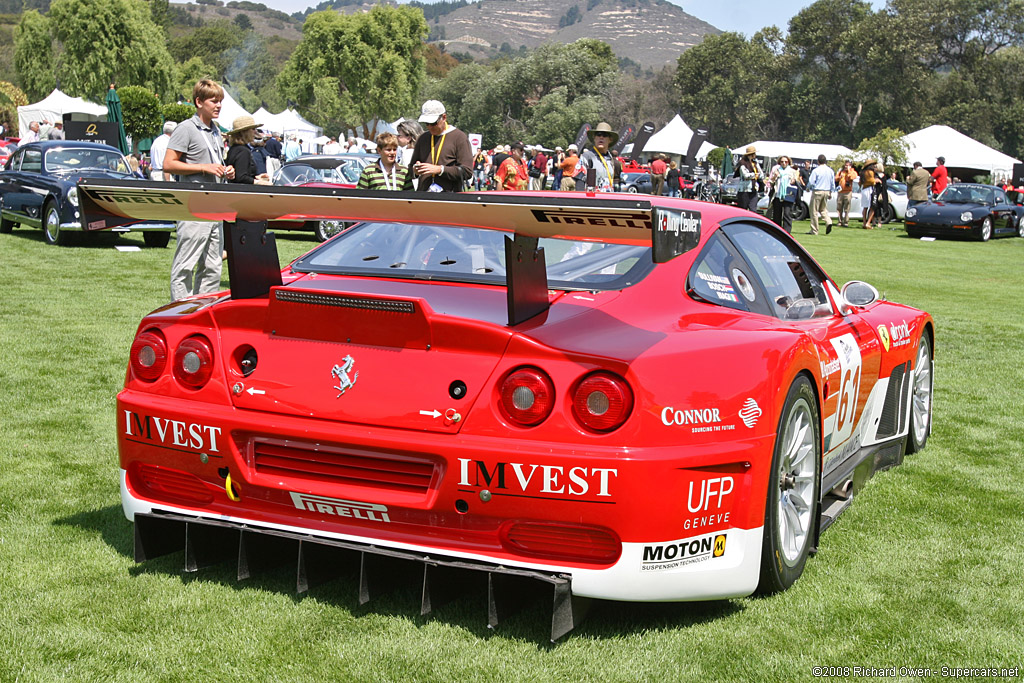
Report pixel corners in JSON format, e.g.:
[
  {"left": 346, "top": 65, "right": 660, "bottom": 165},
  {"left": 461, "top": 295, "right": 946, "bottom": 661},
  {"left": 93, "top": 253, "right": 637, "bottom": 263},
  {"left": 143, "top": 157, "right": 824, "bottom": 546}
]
[{"left": 292, "top": 222, "right": 654, "bottom": 291}]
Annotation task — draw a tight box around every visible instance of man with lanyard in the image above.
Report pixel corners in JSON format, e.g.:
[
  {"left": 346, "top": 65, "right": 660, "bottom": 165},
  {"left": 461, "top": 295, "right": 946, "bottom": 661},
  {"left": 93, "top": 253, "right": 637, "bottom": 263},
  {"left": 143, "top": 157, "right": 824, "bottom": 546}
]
[
  {"left": 574, "top": 122, "right": 620, "bottom": 192},
  {"left": 162, "top": 78, "right": 235, "bottom": 301},
  {"left": 409, "top": 100, "right": 472, "bottom": 192}
]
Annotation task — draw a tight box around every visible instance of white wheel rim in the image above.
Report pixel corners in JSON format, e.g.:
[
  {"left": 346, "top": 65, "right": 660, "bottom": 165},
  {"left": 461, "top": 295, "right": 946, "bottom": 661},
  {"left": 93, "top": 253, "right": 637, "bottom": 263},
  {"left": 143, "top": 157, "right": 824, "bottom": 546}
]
[
  {"left": 777, "top": 398, "right": 816, "bottom": 564},
  {"left": 320, "top": 220, "right": 344, "bottom": 239},
  {"left": 912, "top": 338, "right": 932, "bottom": 444},
  {"left": 982, "top": 219, "right": 991, "bottom": 240},
  {"left": 45, "top": 208, "right": 59, "bottom": 241}
]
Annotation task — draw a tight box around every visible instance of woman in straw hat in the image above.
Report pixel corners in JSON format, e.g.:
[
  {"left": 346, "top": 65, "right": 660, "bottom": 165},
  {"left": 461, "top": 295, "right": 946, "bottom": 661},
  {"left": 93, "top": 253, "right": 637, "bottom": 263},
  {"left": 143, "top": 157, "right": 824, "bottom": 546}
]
[
  {"left": 225, "top": 115, "right": 269, "bottom": 185},
  {"left": 737, "top": 145, "right": 764, "bottom": 212}
]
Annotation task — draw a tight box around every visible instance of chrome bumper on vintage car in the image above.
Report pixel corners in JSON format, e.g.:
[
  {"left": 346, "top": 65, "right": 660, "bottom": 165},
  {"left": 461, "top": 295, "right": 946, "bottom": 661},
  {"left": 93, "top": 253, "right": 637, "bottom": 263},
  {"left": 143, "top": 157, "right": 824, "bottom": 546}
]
[{"left": 61, "top": 220, "right": 174, "bottom": 232}]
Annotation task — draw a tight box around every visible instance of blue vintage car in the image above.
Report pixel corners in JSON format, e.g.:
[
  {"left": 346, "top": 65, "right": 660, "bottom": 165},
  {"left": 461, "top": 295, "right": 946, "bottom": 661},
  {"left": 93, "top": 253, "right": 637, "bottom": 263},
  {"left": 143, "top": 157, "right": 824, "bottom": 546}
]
[
  {"left": 904, "top": 183, "right": 1024, "bottom": 241},
  {"left": 0, "top": 140, "right": 174, "bottom": 246}
]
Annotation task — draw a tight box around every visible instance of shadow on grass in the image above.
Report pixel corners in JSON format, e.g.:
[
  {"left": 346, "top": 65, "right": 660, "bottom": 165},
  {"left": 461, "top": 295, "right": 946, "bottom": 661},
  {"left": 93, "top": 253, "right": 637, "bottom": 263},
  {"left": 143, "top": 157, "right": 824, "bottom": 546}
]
[
  {"left": 2, "top": 226, "right": 165, "bottom": 250},
  {"left": 55, "top": 504, "right": 744, "bottom": 644}
]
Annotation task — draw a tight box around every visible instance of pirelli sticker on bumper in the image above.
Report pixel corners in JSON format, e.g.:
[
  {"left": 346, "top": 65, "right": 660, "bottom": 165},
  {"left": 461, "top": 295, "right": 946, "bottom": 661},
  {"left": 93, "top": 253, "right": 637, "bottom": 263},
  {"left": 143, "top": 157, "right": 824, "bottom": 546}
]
[{"left": 641, "top": 532, "right": 726, "bottom": 572}]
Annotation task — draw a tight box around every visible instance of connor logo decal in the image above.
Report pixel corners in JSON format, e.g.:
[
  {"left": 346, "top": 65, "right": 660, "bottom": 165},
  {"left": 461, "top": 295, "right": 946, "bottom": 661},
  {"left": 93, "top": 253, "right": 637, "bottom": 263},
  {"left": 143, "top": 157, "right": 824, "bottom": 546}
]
[
  {"left": 90, "top": 189, "right": 184, "bottom": 205},
  {"left": 331, "top": 355, "right": 358, "bottom": 397},
  {"left": 878, "top": 324, "right": 891, "bottom": 351},
  {"left": 290, "top": 492, "right": 391, "bottom": 522},
  {"left": 531, "top": 209, "right": 649, "bottom": 229},
  {"left": 641, "top": 533, "right": 727, "bottom": 571},
  {"left": 739, "top": 398, "right": 762, "bottom": 428}
]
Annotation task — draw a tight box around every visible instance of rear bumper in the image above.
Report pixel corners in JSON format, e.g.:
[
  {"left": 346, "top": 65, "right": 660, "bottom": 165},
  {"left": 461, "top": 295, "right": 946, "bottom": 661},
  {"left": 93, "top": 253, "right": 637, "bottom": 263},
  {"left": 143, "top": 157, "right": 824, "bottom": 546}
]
[
  {"left": 117, "top": 389, "right": 770, "bottom": 603},
  {"left": 63, "top": 220, "right": 175, "bottom": 232}
]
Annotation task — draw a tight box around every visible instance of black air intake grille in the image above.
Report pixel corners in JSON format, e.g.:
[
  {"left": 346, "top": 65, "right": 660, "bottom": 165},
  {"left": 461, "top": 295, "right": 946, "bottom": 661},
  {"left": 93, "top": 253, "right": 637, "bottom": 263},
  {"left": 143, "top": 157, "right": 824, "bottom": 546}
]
[
  {"left": 275, "top": 290, "right": 415, "bottom": 313},
  {"left": 877, "top": 361, "right": 909, "bottom": 438}
]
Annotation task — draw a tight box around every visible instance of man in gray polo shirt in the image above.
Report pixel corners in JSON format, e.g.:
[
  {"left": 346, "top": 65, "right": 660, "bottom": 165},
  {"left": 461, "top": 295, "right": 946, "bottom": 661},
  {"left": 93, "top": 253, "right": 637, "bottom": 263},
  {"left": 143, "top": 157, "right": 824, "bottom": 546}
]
[{"left": 162, "top": 78, "right": 235, "bottom": 301}]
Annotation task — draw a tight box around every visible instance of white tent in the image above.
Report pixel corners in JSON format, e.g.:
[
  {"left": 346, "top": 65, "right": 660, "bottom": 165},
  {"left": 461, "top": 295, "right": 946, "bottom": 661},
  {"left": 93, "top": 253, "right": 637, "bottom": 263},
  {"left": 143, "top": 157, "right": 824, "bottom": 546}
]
[
  {"left": 251, "top": 107, "right": 275, "bottom": 128},
  {"left": 643, "top": 115, "right": 717, "bottom": 160},
  {"left": 214, "top": 90, "right": 252, "bottom": 131},
  {"left": 261, "top": 108, "right": 322, "bottom": 152},
  {"left": 732, "top": 140, "right": 853, "bottom": 162},
  {"left": 901, "top": 125, "right": 1020, "bottom": 177},
  {"left": 18, "top": 89, "right": 107, "bottom": 137}
]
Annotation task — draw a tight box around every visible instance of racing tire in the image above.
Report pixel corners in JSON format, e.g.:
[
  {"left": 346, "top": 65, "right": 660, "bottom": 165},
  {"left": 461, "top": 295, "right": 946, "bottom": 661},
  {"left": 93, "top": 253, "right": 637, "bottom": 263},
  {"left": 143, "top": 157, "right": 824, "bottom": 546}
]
[
  {"left": 757, "top": 375, "right": 820, "bottom": 595},
  {"left": 316, "top": 219, "right": 348, "bottom": 242},
  {"left": 42, "top": 201, "right": 69, "bottom": 246},
  {"left": 978, "top": 217, "right": 992, "bottom": 242},
  {"left": 791, "top": 202, "right": 809, "bottom": 222},
  {"left": 143, "top": 231, "right": 171, "bottom": 248},
  {"left": 877, "top": 204, "right": 894, "bottom": 224},
  {"left": 905, "top": 331, "right": 933, "bottom": 455}
]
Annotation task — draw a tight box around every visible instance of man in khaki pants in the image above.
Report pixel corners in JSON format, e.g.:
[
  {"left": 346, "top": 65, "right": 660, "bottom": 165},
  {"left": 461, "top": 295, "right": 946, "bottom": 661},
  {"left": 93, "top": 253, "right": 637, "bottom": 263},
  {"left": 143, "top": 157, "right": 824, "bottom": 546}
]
[{"left": 805, "top": 154, "right": 836, "bottom": 235}]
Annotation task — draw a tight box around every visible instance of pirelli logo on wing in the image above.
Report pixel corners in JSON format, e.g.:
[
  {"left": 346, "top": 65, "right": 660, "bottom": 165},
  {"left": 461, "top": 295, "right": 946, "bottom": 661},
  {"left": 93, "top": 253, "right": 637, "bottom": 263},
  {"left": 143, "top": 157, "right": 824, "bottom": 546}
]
[
  {"left": 289, "top": 492, "right": 391, "bottom": 523},
  {"left": 531, "top": 209, "right": 650, "bottom": 229},
  {"left": 89, "top": 189, "right": 184, "bottom": 206}
]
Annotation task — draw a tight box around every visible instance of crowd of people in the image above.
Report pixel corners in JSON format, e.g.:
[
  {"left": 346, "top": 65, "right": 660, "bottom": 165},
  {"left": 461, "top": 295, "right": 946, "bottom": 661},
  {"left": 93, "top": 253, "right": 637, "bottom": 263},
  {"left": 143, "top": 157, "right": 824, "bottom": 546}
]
[{"left": 734, "top": 146, "right": 955, "bottom": 234}]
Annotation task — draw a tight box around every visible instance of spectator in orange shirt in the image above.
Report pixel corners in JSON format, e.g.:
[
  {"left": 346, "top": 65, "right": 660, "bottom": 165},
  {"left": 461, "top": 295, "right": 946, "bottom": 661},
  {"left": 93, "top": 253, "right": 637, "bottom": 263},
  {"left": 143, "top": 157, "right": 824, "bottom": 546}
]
[
  {"left": 559, "top": 144, "right": 579, "bottom": 190},
  {"left": 495, "top": 141, "right": 529, "bottom": 191},
  {"left": 835, "top": 160, "right": 858, "bottom": 227}
]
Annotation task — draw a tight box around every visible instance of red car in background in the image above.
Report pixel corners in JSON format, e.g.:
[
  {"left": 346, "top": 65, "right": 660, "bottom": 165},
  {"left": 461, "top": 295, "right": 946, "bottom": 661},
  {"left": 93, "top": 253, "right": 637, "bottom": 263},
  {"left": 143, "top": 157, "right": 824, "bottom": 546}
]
[
  {"left": 77, "top": 182, "right": 934, "bottom": 640},
  {"left": 272, "top": 154, "right": 376, "bottom": 241}
]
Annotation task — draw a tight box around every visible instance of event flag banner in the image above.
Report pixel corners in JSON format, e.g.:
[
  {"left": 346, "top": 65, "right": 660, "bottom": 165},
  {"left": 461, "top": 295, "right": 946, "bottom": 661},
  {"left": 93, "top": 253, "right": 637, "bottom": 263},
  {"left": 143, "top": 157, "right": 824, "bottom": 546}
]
[
  {"left": 573, "top": 123, "right": 591, "bottom": 153},
  {"left": 610, "top": 124, "right": 636, "bottom": 156},
  {"left": 629, "top": 122, "right": 656, "bottom": 161}
]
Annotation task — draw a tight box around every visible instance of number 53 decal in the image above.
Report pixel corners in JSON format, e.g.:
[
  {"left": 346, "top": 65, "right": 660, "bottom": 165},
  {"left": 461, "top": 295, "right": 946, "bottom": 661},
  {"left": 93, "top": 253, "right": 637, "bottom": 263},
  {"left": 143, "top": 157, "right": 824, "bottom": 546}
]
[{"left": 824, "top": 333, "right": 862, "bottom": 454}]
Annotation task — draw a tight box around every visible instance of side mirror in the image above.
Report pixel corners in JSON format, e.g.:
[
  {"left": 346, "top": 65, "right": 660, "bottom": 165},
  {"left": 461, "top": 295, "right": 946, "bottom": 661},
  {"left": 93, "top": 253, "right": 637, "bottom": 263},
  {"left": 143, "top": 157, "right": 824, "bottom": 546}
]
[{"left": 839, "top": 280, "right": 879, "bottom": 314}]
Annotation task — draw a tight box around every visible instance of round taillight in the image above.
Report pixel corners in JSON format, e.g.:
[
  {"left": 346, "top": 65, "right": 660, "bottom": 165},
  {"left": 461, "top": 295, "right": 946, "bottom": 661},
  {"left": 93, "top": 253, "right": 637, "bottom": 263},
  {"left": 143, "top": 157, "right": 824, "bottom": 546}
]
[
  {"left": 130, "top": 330, "right": 167, "bottom": 382},
  {"left": 173, "top": 336, "right": 215, "bottom": 389},
  {"left": 572, "top": 372, "right": 634, "bottom": 432},
  {"left": 498, "top": 367, "right": 554, "bottom": 426}
]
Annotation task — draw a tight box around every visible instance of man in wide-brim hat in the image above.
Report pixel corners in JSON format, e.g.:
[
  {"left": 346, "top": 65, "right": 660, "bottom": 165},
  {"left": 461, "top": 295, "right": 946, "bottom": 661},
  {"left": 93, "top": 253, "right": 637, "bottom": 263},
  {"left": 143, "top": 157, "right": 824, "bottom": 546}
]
[{"left": 574, "top": 121, "right": 620, "bottom": 192}]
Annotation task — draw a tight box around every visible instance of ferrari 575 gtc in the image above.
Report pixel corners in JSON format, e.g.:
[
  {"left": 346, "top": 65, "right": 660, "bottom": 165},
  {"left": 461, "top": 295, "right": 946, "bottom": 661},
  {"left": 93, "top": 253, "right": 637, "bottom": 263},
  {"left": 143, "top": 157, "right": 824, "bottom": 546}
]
[{"left": 78, "top": 181, "right": 934, "bottom": 640}]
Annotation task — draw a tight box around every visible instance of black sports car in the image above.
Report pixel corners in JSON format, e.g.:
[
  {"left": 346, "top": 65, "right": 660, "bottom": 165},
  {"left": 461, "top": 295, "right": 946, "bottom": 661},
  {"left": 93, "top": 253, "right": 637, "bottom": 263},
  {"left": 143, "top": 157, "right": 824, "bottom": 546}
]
[
  {"left": 0, "top": 140, "right": 174, "bottom": 246},
  {"left": 904, "top": 183, "right": 1024, "bottom": 241}
]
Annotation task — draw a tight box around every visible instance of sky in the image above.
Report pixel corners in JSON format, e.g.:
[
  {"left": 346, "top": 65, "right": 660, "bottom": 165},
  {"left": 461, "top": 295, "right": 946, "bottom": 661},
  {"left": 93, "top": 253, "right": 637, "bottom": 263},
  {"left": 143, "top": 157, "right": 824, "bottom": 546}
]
[{"left": 252, "top": 0, "right": 887, "bottom": 37}]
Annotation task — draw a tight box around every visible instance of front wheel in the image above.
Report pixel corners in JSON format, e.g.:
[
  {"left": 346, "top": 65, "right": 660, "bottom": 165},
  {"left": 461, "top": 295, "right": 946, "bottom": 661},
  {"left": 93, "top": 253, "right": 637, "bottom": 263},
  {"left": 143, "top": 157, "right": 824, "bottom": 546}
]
[
  {"left": 143, "top": 231, "right": 171, "bottom": 248},
  {"left": 626, "top": 185, "right": 639, "bottom": 194},
  {"left": 1016, "top": 216, "right": 1024, "bottom": 238},
  {"left": 316, "top": 219, "right": 348, "bottom": 242},
  {"left": 42, "top": 201, "right": 69, "bottom": 246},
  {"left": 791, "top": 202, "right": 809, "bottom": 222},
  {"left": 757, "top": 376, "right": 820, "bottom": 595},
  {"left": 906, "top": 332, "right": 933, "bottom": 454},
  {"left": 978, "top": 217, "right": 992, "bottom": 242}
]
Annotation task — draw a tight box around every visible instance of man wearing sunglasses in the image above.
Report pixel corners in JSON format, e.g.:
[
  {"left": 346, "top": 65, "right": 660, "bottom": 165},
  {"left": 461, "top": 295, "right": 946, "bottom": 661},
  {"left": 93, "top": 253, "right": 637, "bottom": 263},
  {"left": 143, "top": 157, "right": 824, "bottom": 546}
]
[{"left": 573, "top": 122, "right": 621, "bottom": 192}]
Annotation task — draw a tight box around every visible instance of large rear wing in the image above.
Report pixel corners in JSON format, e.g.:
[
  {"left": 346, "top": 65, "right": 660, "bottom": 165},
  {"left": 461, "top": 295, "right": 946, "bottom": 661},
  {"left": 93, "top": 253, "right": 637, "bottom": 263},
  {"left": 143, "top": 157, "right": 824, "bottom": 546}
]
[{"left": 78, "top": 181, "right": 702, "bottom": 324}]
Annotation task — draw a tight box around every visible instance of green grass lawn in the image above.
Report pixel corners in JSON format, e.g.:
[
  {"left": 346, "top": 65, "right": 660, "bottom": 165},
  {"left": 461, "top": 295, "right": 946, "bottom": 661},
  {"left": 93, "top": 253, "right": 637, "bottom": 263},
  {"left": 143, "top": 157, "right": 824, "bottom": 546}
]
[{"left": 1, "top": 220, "right": 1022, "bottom": 681}]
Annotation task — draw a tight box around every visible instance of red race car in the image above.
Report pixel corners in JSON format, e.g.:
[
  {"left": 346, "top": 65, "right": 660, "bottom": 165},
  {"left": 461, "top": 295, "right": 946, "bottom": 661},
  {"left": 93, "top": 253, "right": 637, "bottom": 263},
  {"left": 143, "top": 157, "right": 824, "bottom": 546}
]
[{"left": 78, "top": 182, "right": 934, "bottom": 640}]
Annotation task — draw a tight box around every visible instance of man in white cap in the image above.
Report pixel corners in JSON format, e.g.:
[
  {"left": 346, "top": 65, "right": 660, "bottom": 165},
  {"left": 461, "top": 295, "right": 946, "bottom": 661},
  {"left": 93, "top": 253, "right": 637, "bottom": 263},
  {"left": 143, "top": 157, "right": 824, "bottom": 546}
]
[{"left": 408, "top": 99, "right": 472, "bottom": 192}]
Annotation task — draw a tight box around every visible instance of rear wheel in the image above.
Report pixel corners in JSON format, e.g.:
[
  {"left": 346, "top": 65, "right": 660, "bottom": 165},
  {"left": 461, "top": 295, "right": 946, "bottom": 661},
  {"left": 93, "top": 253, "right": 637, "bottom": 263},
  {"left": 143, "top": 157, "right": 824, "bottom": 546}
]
[
  {"left": 143, "top": 231, "right": 171, "bottom": 248},
  {"left": 316, "top": 219, "right": 348, "bottom": 242},
  {"left": 42, "top": 201, "right": 68, "bottom": 246},
  {"left": 877, "top": 203, "right": 894, "bottom": 224},
  {"left": 978, "top": 217, "right": 992, "bottom": 242},
  {"left": 906, "top": 332, "right": 933, "bottom": 454},
  {"left": 757, "top": 376, "right": 820, "bottom": 594}
]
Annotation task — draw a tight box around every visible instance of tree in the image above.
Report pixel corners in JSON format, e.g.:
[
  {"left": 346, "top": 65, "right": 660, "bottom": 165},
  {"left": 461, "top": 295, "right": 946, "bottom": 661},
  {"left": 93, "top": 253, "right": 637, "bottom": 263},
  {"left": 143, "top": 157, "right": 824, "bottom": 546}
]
[
  {"left": 278, "top": 5, "right": 428, "bottom": 137},
  {"left": 161, "top": 102, "right": 195, "bottom": 124},
  {"left": 119, "top": 85, "right": 163, "bottom": 150},
  {"left": 13, "top": 11, "right": 54, "bottom": 100},
  {"left": 167, "top": 20, "right": 244, "bottom": 79},
  {"left": 856, "top": 128, "right": 909, "bottom": 169},
  {"left": 0, "top": 80, "right": 28, "bottom": 135},
  {"left": 173, "top": 56, "right": 219, "bottom": 101},
  {"left": 15, "top": 0, "right": 176, "bottom": 102},
  {"left": 234, "top": 13, "right": 252, "bottom": 30}
]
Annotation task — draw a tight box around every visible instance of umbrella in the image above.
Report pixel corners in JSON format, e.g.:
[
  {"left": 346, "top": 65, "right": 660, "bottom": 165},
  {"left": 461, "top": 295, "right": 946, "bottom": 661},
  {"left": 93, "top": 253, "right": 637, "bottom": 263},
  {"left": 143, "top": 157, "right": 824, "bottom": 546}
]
[
  {"left": 106, "top": 86, "right": 129, "bottom": 155},
  {"left": 720, "top": 147, "right": 734, "bottom": 179}
]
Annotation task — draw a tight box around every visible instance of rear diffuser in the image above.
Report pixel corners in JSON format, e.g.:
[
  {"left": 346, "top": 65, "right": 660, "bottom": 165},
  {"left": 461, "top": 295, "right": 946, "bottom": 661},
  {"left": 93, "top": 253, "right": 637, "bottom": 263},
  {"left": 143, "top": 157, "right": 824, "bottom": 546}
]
[{"left": 133, "top": 511, "right": 590, "bottom": 641}]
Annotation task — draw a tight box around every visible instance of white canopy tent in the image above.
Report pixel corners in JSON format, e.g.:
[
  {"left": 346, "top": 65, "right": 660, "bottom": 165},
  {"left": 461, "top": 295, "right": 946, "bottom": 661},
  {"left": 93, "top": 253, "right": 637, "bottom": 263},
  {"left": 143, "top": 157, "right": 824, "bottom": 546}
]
[
  {"left": 732, "top": 140, "right": 853, "bottom": 162},
  {"left": 213, "top": 90, "right": 252, "bottom": 132},
  {"left": 18, "top": 89, "right": 107, "bottom": 137},
  {"left": 260, "top": 108, "right": 322, "bottom": 152},
  {"left": 643, "top": 115, "right": 718, "bottom": 160},
  {"left": 901, "top": 125, "right": 1020, "bottom": 177}
]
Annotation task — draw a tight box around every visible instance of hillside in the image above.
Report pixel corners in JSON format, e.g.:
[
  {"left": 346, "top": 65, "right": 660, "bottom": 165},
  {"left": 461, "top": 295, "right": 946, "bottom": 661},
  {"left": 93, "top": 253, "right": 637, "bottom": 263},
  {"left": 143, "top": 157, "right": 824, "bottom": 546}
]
[{"left": 428, "top": 0, "right": 718, "bottom": 67}]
